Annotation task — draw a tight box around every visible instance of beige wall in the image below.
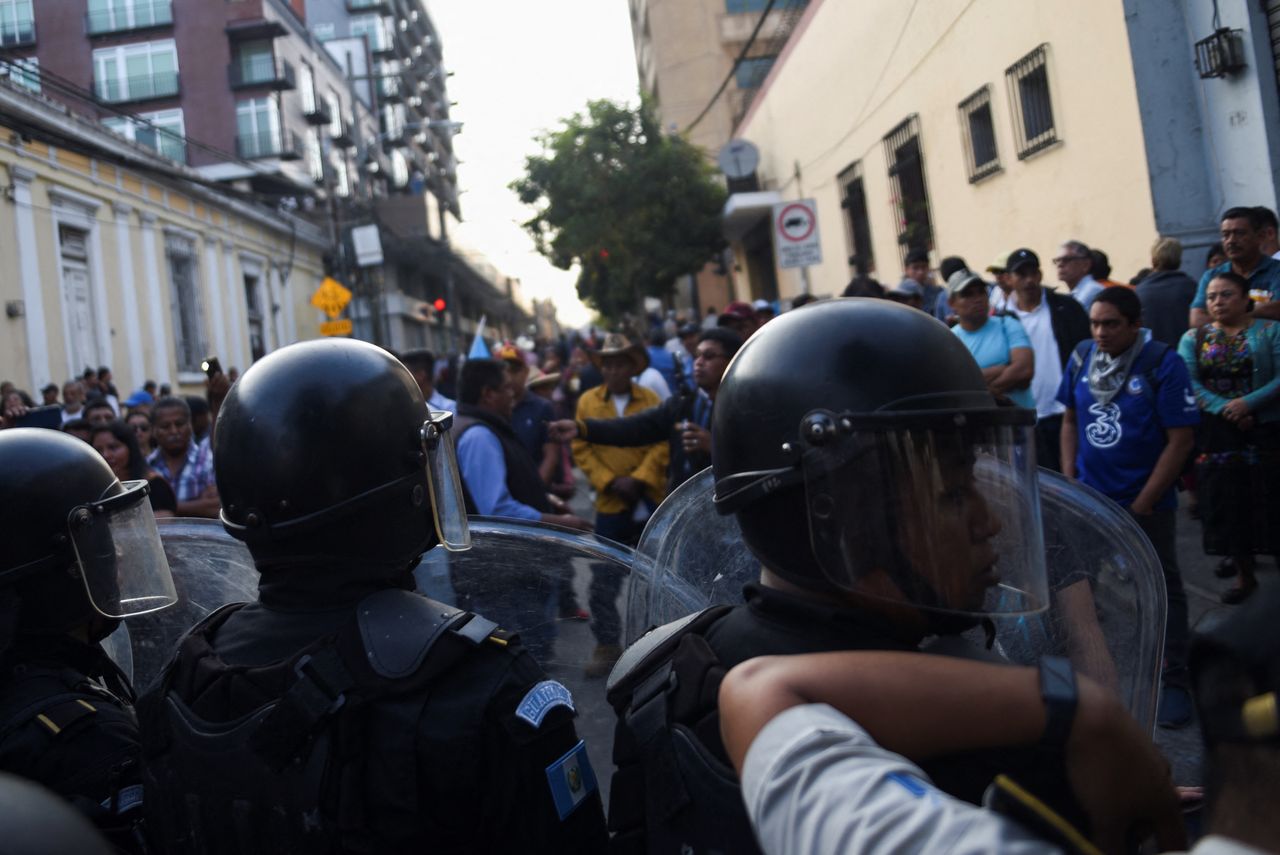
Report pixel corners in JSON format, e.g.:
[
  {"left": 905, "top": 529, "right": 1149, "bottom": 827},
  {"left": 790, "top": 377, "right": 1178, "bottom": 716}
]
[
  {"left": 736, "top": 0, "right": 1158, "bottom": 300},
  {"left": 0, "top": 131, "right": 326, "bottom": 397}
]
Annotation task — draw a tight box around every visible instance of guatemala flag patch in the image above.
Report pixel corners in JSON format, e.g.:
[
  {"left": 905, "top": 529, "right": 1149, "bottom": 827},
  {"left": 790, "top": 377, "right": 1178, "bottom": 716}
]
[{"left": 545, "top": 740, "right": 598, "bottom": 820}]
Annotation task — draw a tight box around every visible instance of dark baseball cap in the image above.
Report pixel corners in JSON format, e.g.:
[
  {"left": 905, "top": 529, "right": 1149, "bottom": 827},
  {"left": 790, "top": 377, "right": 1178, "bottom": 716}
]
[{"left": 1006, "top": 248, "right": 1040, "bottom": 272}]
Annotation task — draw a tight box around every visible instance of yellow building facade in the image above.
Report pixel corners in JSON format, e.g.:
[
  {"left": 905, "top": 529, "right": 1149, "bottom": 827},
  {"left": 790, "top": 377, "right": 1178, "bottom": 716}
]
[
  {"left": 0, "top": 87, "right": 328, "bottom": 398},
  {"left": 726, "top": 0, "right": 1263, "bottom": 301}
]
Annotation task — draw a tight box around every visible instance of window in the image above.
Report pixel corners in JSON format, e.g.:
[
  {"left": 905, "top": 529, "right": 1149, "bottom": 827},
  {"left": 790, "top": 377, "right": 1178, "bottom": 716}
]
[
  {"left": 837, "top": 160, "right": 874, "bottom": 274},
  {"left": 332, "top": 153, "right": 350, "bottom": 196},
  {"left": 881, "top": 115, "right": 934, "bottom": 262},
  {"left": 166, "top": 234, "right": 205, "bottom": 373},
  {"left": 298, "top": 61, "right": 316, "bottom": 113},
  {"left": 382, "top": 102, "right": 406, "bottom": 139},
  {"left": 311, "top": 22, "right": 335, "bottom": 41},
  {"left": 957, "top": 86, "right": 1000, "bottom": 182},
  {"left": 232, "top": 39, "right": 276, "bottom": 86},
  {"left": 236, "top": 96, "right": 282, "bottom": 158},
  {"left": 244, "top": 274, "right": 265, "bottom": 362},
  {"left": 86, "top": 0, "right": 173, "bottom": 36},
  {"left": 391, "top": 149, "right": 408, "bottom": 187},
  {"left": 0, "top": 55, "right": 38, "bottom": 92},
  {"left": 93, "top": 39, "right": 178, "bottom": 103},
  {"left": 0, "top": 0, "right": 34, "bottom": 46},
  {"left": 349, "top": 13, "right": 391, "bottom": 53},
  {"left": 325, "top": 89, "right": 342, "bottom": 138},
  {"left": 103, "top": 108, "right": 186, "bottom": 162},
  {"left": 734, "top": 56, "right": 774, "bottom": 89},
  {"left": 1005, "top": 44, "right": 1057, "bottom": 158},
  {"left": 306, "top": 127, "right": 324, "bottom": 182}
]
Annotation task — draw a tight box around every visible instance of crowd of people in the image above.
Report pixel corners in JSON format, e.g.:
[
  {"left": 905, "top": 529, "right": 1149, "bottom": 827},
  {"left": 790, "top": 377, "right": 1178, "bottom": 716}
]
[{"left": 0, "top": 204, "right": 1278, "bottom": 853}]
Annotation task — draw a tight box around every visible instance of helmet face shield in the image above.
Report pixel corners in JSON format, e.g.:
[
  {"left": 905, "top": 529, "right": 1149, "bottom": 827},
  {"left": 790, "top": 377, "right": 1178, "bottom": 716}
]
[
  {"left": 798, "top": 409, "right": 1047, "bottom": 618},
  {"left": 67, "top": 480, "right": 177, "bottom": 619},
  {"left": 423, "top": 411, "right": 471, "bottom": 551}
]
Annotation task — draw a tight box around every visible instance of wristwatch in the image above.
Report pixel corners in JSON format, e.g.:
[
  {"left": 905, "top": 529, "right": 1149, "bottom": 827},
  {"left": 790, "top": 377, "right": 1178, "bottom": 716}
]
[{"left": 1038, "top": 656, "right": 1078, "bottom": 748}]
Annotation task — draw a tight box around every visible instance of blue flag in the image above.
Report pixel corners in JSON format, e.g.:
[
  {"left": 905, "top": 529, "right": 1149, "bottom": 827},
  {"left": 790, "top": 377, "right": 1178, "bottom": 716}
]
[{"left": 467, "top": 315, "right": 489, "bottom": 359}]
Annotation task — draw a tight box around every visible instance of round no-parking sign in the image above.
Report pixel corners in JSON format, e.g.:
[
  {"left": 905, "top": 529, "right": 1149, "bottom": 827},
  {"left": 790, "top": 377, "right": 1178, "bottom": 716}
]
[{"left": 771, "top": 198, "right": 822, "bottom": 268}]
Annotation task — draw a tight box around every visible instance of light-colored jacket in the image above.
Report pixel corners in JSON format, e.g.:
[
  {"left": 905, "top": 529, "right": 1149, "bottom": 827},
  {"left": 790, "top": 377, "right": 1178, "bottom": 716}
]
[{"left": 1178, "top": 317, "right": 1280, "bottom": 423}]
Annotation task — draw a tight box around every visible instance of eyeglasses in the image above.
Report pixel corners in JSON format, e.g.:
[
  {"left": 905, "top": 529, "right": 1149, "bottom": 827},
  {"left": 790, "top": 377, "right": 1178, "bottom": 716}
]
[{"left": 1052, "top": 256, "right": 1089, "bottom": 265}]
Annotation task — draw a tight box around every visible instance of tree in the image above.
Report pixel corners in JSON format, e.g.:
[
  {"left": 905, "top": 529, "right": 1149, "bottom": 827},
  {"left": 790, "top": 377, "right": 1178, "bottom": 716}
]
[{"left": 511, "top": 99, "right": 727, "bottom": 322}]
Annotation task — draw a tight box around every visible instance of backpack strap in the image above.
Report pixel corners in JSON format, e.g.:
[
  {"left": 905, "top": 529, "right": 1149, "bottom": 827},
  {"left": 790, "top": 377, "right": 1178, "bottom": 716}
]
[
  {"left": 250, "top": 589, "right": 500, "bottom": 770},
  {"left": 1067, "top": 339, "right": 1095, "bottom": 394},
  {"left": 1129, "top": 339, "right": 1171, "bottom": 413}
]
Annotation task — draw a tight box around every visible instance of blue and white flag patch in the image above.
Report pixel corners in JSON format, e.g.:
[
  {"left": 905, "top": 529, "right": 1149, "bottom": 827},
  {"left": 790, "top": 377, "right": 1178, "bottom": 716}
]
[
  {"left": 545, "top": 739, "right": 598, "bottom": 820},
  {"left": 516, "top": 680, "right": 575, "bottom": 728}
]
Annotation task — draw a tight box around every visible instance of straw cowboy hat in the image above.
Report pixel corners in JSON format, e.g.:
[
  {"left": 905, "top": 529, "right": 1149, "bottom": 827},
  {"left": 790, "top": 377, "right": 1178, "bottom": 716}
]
[
  {"left": 589, "top": 333, "right": 649, "bottom": 375},
  {"left": 526, "top": 368, "right": 561, "bottom": 389}
]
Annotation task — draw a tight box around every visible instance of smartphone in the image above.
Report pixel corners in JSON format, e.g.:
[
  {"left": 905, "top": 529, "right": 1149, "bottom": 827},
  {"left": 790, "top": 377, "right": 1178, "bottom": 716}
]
[
  {"left": 13, "top": 405, "right": 63, "bottom": 431},
  {"left": 201, "top": 357, "right": 223, "bottom": 378}
]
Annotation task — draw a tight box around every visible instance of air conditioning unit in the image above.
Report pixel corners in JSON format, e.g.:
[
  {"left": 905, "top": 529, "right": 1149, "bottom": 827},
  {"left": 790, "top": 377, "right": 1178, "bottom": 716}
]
[{"left": 1194, "top": 28, "right": 1246, "bottom": 79}]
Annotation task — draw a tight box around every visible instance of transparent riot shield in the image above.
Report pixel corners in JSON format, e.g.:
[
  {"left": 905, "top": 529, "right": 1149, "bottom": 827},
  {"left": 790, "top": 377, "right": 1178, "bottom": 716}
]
[
  {"left": 630, "top": 468, "right": 1167, "bottom": 732},
  {"left": 415, "top": 518, "right": 636, "bottom": 805},
  {"left": 124, "top": 518, "right": 260, "bottom": 692}
]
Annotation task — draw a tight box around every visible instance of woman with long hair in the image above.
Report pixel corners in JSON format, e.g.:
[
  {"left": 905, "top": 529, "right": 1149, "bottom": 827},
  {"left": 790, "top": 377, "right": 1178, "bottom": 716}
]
[
  {"left": 1178, "top": 271, "right": 1280, "bottom": 603},
  {"left": 90, "top": 419, "right": 177, "bottom": 518}
]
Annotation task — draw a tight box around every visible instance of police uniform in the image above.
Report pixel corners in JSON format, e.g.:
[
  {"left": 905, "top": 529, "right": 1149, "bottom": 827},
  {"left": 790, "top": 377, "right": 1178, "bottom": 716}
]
[
  {"left": 608, "top": 301, "right": 1077, "bottom": 854},
  {"left": 137, "top": 339, "right": 607, "bottom": 854},
  {"left": 0, "top": 637, "right": 143, "bottom": 846},
  {"left": 141, "top": 593, "right": 607, "bottom": 853}
]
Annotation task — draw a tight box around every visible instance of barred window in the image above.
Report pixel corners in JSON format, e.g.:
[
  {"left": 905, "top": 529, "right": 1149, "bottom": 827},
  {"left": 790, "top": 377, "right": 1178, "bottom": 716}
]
[
  {"left": 837, "top": 160, "right": 875, "bottom": 274},
  {"left": 1005, "top": 45, "right": 1057, "bottom": 159},
  {"left": 165, "top": 235, "right": 206, "bottom": 373},
  {"left": 958, "top": 86, "right": 1000, "bottom": 182},
  {"left": 881, "top": 115, "right": 934, "bottom": 263}
]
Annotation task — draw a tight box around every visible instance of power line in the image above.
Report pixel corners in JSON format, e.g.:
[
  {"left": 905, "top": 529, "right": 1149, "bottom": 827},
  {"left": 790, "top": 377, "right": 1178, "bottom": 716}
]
[{"left": 682, "top": 0, "right": 779, "bottom": 135}]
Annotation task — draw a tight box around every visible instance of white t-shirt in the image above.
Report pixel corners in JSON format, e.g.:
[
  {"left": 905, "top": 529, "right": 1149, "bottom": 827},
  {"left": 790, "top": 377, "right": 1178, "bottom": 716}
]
[
  {"left": 636, "top": 366, "right": 671, "bottom": 402},
  {"left": 1013, "top": 296, "right": 1066, "bottom": 419},
  {"left": 743, "top": 704, "right": 1063, "bottom": 855}
]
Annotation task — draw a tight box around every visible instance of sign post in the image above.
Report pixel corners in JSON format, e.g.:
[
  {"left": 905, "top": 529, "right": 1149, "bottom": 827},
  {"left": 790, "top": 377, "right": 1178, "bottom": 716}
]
[{"left": 771, "top": 198, "right": 822, "bottom": 295}]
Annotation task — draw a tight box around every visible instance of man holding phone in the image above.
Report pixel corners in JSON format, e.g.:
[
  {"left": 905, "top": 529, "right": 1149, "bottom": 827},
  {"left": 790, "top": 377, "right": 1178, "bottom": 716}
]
[{"left": 147, "top": 396, "right": 219, "bottom": 518}]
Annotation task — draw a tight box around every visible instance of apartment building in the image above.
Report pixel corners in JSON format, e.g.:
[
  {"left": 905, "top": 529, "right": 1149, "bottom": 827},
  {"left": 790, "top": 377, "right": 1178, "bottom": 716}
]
[
  {"left": 628, "top": 0, "right": 809, "bottom": 313},
  {"left": 723, "top": 0, "right": 1280, "bottom": 303}
]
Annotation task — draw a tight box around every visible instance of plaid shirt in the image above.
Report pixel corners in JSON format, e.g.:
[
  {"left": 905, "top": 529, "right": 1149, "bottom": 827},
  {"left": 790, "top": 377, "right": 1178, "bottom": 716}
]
[{"left": 148, "top": 437, "right": 215, "bottom": 502}]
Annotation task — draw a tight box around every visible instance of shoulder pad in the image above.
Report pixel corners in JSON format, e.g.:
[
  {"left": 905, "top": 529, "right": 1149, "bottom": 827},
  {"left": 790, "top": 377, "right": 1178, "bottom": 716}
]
[
  {"left": 356, "top": 589, "right": 467, "bottom": 680},
  {"left": 605, "top": 606, "right": 727, "bottom": 698}
]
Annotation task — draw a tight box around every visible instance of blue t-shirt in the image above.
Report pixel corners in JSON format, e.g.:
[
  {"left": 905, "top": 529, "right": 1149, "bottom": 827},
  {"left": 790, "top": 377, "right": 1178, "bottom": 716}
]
[
  {"left": 1191, "top": 256, "right": 1280, "bottom": 309},
  {"left": 1055, "top": 342, "right": 1199, "bottom": 509},
  {"left": 952, "top": 315, "right": 1035, "bottom": 410}
]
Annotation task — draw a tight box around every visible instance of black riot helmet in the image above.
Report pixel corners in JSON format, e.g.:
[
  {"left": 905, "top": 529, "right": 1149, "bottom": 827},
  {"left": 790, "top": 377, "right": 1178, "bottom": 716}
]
[
  {"left": 711, "top": 299, "right": 1048, "bottom": 622},
  {"left": 0, "top": 772, "right": 113, "bottom": 855},
  {"left": 0, "top": 429, "right": 175, "bottom": 643},
  {"left": 215, "top": 339, "right": 470, "bottom": 567}
]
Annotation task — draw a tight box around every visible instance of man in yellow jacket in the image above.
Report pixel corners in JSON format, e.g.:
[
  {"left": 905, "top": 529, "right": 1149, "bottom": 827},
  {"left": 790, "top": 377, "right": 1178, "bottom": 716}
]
[{"left": 573, "top": 333, "right": 669, "bottom": 676}]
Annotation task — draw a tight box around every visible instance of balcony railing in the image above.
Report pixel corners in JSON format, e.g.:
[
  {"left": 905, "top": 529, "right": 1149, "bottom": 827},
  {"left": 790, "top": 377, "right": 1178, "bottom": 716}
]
[
  {"left": 228, "top": 54, "right": 296, "bottom": 90},
  {"left": 0, "top": 19, "right": 35, "bottom": 47},
  {"left": 330, "top": 116, "right": 355, "bottom": 148},
  {"left": 345, "top": 0, "right": 391, "bottom": 12},
  {"left": 94, "top": 70, "right": 180, "bottom": 104},
  {"left": 236, "top": 128, "right": 303, "bottom": 160},
  {"left": 302, "top": 98, "right": 332, "bottom": 125},
  {"left": 86, "top": 1, "right": 172, "bottom": 36},
  {"left": 378, "top": 76, "right": 402, "bottom": 102}
]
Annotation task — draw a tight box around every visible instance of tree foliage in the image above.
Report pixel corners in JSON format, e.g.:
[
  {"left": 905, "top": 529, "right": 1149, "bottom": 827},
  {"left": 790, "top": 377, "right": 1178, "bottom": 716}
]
[{"left": 511, "top": 99, "right": 727, "bottom": 322}]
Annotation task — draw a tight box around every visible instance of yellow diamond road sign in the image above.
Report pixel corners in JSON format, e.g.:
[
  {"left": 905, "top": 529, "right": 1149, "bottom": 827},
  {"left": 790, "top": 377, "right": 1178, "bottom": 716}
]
[
  {"left": 320, "top": 319, "right": 354, "bottom": 337},
  {"left": 311, "top": 277, "right": 352, "bottom": 320}
]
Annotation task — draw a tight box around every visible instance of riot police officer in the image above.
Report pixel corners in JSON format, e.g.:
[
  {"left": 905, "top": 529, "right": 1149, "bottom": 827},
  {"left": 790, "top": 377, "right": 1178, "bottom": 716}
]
[
  {"left": 0, "top": 428, "right": 177, "bottom": 851},
  {"left": 607, "top": 299, "right": 1075, "bottom": 854},
  {"left": 139, "top": 339, "right": 608, "bottom": 853}
]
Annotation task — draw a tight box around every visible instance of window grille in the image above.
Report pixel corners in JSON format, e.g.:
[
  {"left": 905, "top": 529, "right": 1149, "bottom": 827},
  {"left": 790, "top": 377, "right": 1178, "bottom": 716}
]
[
  {"left": 837, "top": 160, "right": 875, "bottom": 274},
  {"left": 165, "top": 236, "right": 205, "bottom": 373},
  {"left": 1005, "top": 44, "right": 1057, "bottom": 159},
  {"left": 957, "top": 86, "right": 1000, "bottom": 182},
  {"left": 881, "top": 115, "right": 934, "bottom": 263}
]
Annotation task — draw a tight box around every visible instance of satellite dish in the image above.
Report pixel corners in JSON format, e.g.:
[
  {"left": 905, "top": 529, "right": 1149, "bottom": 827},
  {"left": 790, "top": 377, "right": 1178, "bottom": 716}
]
[{"left": 717, "top": 139, "right": 759, "bottom": 180}]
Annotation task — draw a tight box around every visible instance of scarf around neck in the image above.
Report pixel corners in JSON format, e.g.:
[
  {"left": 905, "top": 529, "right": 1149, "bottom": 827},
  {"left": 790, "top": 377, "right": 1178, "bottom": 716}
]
[{"left": 1087, "top": 336, "right": 1144, "bottom": 406}]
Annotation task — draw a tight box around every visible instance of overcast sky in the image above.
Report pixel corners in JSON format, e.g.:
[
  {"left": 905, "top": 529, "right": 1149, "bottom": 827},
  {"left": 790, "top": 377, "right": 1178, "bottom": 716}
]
[{"left": 424, "top": 1, "right": 639, "bottom": 328}]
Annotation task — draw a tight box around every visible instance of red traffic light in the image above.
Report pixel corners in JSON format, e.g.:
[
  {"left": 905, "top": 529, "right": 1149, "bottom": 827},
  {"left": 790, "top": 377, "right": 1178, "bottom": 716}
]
[
  {"left": 433, "top": 298, "right": 446, "bottom": 312},
  {"left": 599, "top": 249, "right": 609, "bottom": 260}
]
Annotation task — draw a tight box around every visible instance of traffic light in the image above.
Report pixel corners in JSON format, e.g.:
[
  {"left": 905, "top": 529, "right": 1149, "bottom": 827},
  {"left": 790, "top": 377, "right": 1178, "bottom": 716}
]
[{"left": 433, "top": 298, "right": 446, "bottom": 312}]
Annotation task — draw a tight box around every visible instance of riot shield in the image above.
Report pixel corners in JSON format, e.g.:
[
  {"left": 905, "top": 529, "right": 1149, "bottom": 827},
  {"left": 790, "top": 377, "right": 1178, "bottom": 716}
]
[
  {"left": 414, "top": 517, "right": 636, "bottom": 804},
  {"left": 125, "top": 518, "right": 260, "bottom": 692},
  {"left": 631, "top": 468, "right": 1167, "bottom": 732},
  {"left": 129, "top": 516, "right": 635, "bottom": 803}
]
